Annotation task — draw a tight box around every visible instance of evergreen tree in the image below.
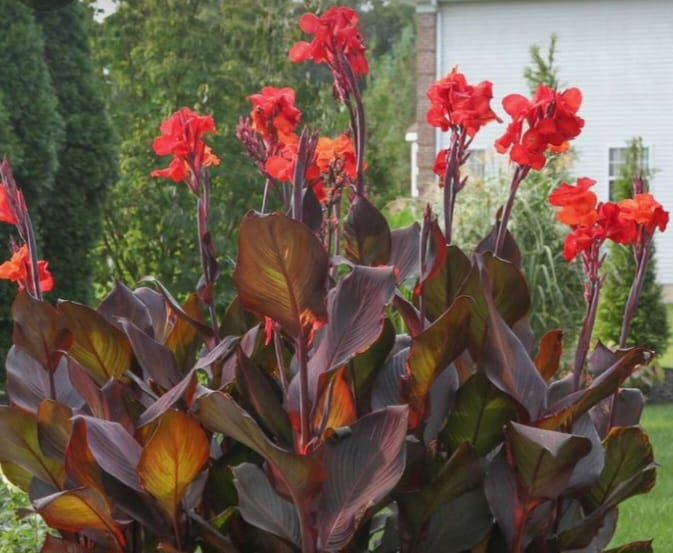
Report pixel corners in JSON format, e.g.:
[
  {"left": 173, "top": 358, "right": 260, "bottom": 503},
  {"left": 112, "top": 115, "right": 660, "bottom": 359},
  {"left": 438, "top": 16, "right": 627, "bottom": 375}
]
[
  {"left": 35, "top": 2, "right": 118, "bottom": 304},
  {"left": 0, "top": 1, "right": 64, "bottom": 381},
  {"left": 595, "top": 138, "right": 670, "bottom": 358}
]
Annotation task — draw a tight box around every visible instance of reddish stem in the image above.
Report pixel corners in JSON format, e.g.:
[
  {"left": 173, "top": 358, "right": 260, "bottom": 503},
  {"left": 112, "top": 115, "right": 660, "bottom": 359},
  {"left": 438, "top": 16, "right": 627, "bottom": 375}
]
[
  {"left": 494, "top": 165, "right": 530, "bottom": 257},
  {"left": 619, "top": 238, "right": 649, "bottom": 348},
  {"left": 573, "top": 261, "right": 602, "bottom": 391}
]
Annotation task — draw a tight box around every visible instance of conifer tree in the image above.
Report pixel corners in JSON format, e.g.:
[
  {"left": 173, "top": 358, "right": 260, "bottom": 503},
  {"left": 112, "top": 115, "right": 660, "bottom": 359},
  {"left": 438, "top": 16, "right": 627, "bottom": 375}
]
[
  {"left": 595, "top": 138, "right": 670, "bottom": 358},
  {"left": 35, "top": 2, "right": 118, "bottom": 304}
]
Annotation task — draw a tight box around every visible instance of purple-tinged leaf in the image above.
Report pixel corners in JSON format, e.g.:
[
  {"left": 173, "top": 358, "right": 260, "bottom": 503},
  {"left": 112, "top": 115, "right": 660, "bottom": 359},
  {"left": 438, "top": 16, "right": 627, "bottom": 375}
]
[
  {"left": 98, "top": 281, "right": 154, "bottom": 336},
  {"left": 78, "top": 416, "right": 143, "bottom": 491},
  {"left": 505, "top": 421, "right": 591, "bottom": 499},
  {"left": 390, "top": 222, "right": 420, "bottom": 284},
  {"left": 405, "top": 296, "right": 471, "bottom": 428},
  {"left": 349, "top": 317, "right": 395, "bottom": 414},
  {"left": 413, "top": 489, "right": 492, "bottom": 553},
  {"left": 555, "top": 501, "right": 618, "bottom": 552},
  {"left": 37, "top": 400, "right": 72, "bottom": 460},
  {"left": 1, "top": 461, "right": 34, "bottom": 492},
  {"left": 233, "top": 210, "right": 328, "bottom": 341},
  {"left": 392, "top": 292, "right": 424, "bottom": 338},
  {"left": 536, "top": 348, "right": 651, "bottom": 430},
  {"left": 370, "top": 348, "right": 408, "bottom": 411},
  {"left": 312, "top": 366, "right": 357, "bottom": 439},
  {"left": 533, "top": 329, "right": 563, "bottom": 381},
  {"left": 475, "top": 224, "right": 521, "bottom": 267},
  {"left": 196, "top": 391, "right": 324, "bottom": 500},
  {"left": 289, "top": 266, "right": 396, "bottom": 415},
  {"left": 236, "top": 349, "right": 293, "bottom": 445},
  {"left": 315, "top": 406, "right": 408, "bottom": 552},
  {"left": 141, "top": 277, "right": 214, "bottom": 340},
  {"left": 585, "top": 426, "right": 656, "bottom": 512},
  {"left": 12, "top": 291, "right": 72, "bottom": 372},
  {"left": 566, "top": 414, "right": 604, "bottom": 492},
  {"left": 34, "top": 487, "right": 125, "bottom": 550},
  {"left": 65, "top": 417, "right": 103, "bottom": 492},
  {"left": 220, "top": 295, "right": 258, "bottom": 338},
  {"left": 590, "top": 388, "right": 645, "bottom": 439},
  {"left": 133, "top": 287, "right": 170, "bottom": 342},
  {"left": 588, "top": 340, "right": 617, "bottom": 376},
  {"left": 120, "top": 319, "right": 181, "bottom": 389},
  {"left": 193, "top": 335, "right": 239, "bottom": 372},
  {"left": 232, "top": 462, "right": 301, "bottom": 547},
  {"left": 302, "top": 184, "right": 323, "bottom": 234},
  {"left": 58, "top": 301, "right": 133, "bottom": 385},
  {"left": 138, "top": 369, "right": 199, "bottom": 428},
  {"left": 422, "top": 365, "right": 459, "bottom": 445},
  {"left": 40, "top": 535, "right": 89, "bottom": 553},
  {"left": 343, "top": 193, "right": 391, "bottom": 266},
  {"left": 419, "top": 218, "right": 447, "bottom": 292},
  {"left": 460, "top": 253, "right": 530, "bottom": 357},
  {"left": 477, "top": 255, "right": 546, "bottom": 420},
  {"left": 6, "top": 348, "right": 82, "bottom": 412},
  {"left": 164, "top": 293, "right": 205, "bottom": 372},
  {"left": 0, "top": 406, "right": 65, "bottom": 489},
  {"left": 420, "top": 244, "right": 470, "bottom": 322}
]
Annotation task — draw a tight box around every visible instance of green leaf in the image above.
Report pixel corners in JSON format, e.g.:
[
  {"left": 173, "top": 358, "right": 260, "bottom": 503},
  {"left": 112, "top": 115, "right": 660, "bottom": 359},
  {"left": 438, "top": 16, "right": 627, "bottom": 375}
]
[
  {"left": 232, "top": 463, "right": 301, "bottom": 547},
  {"left": 233, "top": 211, "right": 328, "bottom": 340},
  {"left": 505, "top": 421, "right": 591, "bottom": 499},
  {"left": 0, "top": 406, "right": 65, "bottom": 489},
  {"left": 58, "top": 301, "right": 133, "bottom": 385},
  {"left": 405, "top": 296, "right": 471, "bottom": 427},
  {"left": 343, "top": 194, "right": 391, "bottom": 266}
]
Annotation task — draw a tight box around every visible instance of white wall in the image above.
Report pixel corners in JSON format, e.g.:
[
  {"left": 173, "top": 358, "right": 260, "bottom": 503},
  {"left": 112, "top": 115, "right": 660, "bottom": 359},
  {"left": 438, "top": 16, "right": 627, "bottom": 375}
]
[{"left": 436, "top": 0, "right": 673, "bottom": 283}]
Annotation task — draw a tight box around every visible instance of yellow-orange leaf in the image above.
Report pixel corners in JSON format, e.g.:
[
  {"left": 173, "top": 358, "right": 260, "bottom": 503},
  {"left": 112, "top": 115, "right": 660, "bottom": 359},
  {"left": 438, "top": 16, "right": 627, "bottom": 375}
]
[
  {"left": 136, "top": 410, "right": 209, "bottom": 518},
  {"left": 34, "top": 487, "right": 125, "bottom": 549}
]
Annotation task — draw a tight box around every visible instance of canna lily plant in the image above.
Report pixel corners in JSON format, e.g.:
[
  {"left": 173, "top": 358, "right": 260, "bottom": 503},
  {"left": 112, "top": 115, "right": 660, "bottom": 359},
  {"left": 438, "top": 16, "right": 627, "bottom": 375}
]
[{"left": 0, "top": 6, "right": 666, "bottom": 553}]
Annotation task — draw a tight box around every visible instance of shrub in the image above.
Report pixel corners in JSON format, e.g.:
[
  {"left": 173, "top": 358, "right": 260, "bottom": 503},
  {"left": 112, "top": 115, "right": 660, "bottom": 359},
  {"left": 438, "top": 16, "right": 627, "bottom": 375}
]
[{"left": 0, "top": 6, "right": 664, "bottom": 553}]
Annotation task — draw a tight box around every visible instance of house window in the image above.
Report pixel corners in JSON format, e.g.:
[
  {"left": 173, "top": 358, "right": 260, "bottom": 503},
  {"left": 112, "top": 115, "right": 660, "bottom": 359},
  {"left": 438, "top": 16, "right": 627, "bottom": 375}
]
[
  {"left": 466, "top": 149, "right": 486, "bottom": 182},
  {"left": 608, "top": 146, "right": 649, "bottom": 200}
]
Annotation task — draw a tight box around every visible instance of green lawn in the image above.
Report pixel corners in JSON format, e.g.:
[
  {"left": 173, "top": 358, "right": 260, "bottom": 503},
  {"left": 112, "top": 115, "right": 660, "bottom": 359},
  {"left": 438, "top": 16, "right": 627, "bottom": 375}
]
[
  {"left": 610, "top": 403, "right": 673, "bottom": 551},
  {"left": 659, "top": 304, "right": 673, "bottom": 368}
]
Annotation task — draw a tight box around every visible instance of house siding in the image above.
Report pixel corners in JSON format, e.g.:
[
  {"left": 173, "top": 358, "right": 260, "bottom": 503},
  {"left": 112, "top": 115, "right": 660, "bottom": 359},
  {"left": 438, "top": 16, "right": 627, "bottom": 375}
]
[{"left": 429, "top": 0, "right": 673, "bottom": 283}]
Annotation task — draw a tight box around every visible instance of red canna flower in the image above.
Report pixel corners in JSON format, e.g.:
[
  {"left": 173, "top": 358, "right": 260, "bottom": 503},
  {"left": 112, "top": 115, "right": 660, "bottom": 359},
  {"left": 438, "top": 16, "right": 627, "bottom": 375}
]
[
  {"left": 426, "top": 67, "right": 501, "bottom": 137},
  {"left": 315, "top": 134, "right": 358, "bottom": 179},
  {"left": 289, "top": 7, "right": 368, "bottom": 77},
  {"left": 548, "top": 177, "right": 598, "bottom": 226},
  {"left": 618, "top": 192, "right": 669, "bottom": 235},
  {"left": 0, "top": 186, "right": 17, "bottom": 225},
  {"left": 247, "top": 87, "right": 302, "bottom": 145},
  {"left": 432, "top": 148, "right": 449, "bottom": 181},
  {"left": 0, "top": 244, "right": 54, "bottom": 293},
  {"left": 151, "top": 107, "right": 220, "bottom": 186},
  {"left": 496, "top": 85, "right": 584, "bottom": 170}
]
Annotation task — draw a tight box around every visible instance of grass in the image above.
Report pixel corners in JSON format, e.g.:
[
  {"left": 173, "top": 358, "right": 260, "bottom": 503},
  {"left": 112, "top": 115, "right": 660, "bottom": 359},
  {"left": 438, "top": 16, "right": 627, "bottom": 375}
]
[
  {"left": 610, "top": 403, "right": 673, "bottom": 551},
  {"left": 659, "top": 304, "right": 673, "bottom": 369}
]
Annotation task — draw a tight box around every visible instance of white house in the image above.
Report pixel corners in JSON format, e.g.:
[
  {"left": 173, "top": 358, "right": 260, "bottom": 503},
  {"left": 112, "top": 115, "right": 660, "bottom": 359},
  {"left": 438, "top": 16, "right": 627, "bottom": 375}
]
[{"left": 410, "top": 0, "right": 673, "bottom": 290}]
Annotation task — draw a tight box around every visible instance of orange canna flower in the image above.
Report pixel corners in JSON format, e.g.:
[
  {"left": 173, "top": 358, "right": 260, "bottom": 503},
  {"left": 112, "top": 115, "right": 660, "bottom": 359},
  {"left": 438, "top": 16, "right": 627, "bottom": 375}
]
[
  {"left": 0, "top": 186, "right": 17, "bottom": 225},
  {"left": 618, "top": 193, "right": 669, "bottom": 235},
  {"left": 548, "top": 177, "right": 598, "bottom": 226},
  {"left": 0, "top": 244, "right": 54, "bottom": 293}
]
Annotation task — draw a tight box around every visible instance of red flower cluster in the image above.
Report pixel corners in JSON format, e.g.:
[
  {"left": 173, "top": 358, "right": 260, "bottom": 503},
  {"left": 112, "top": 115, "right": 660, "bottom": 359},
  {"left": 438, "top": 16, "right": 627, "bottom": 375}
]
[
  {"left": 289, "top": 7, "right": 368, "bottom": 77},
  {"left": 496, "top": 85, "right": 584, "bottom": 170},
  {"left": 265, "top": 133, "right": 358, "bottom": 203},
  {"left": 247, "top": 87, "right": 301, "bottom": 145},
  {"left": 619, "top": 193, "right": 669, "bottom": 235},
  {"left": 426, "top": 67, "right": 501, "bottom": 137},
  {"left": 549, "top": 178, "right": 636, "bottom": 260},
  {"left": 151, "top": 107, "right": 220, "bottom": 184},
  {"left": 0, "top": 244, "right": 53, "bottom": 293}
]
